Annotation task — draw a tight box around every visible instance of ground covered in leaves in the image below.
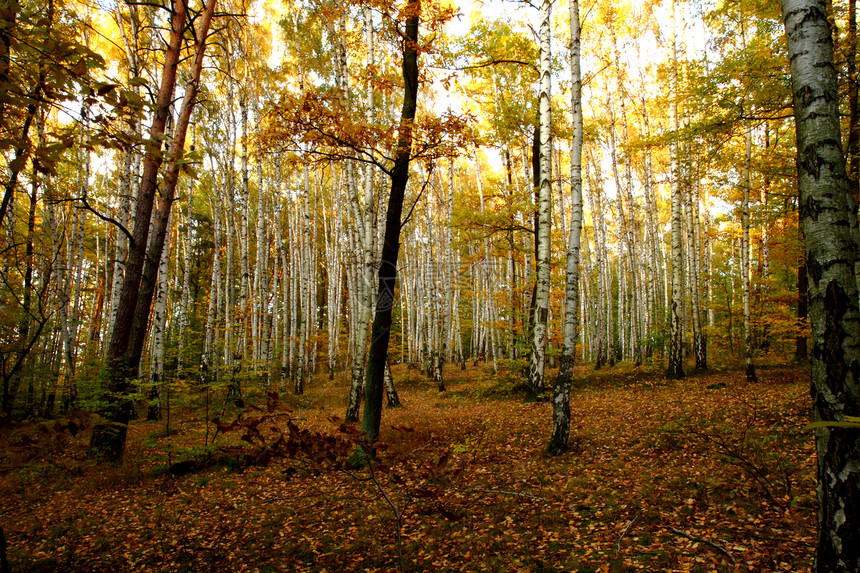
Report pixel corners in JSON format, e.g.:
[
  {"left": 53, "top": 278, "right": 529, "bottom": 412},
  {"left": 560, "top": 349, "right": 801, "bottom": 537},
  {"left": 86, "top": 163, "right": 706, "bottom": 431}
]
[{"left": 1, "top": 361, "right": 816, "bottom": 572}]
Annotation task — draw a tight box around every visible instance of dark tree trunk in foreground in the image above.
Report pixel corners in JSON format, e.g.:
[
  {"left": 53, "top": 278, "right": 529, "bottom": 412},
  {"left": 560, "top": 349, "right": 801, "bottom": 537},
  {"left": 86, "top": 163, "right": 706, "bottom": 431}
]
[
  {"left": 360, "top": 0, "right": 420, "bottom": 444},
  {"left": 782, "top": 1, "right": 860, "bottom": 570},
  {"left": 90, "top": 0, "right": 216, "bottom": 461}
]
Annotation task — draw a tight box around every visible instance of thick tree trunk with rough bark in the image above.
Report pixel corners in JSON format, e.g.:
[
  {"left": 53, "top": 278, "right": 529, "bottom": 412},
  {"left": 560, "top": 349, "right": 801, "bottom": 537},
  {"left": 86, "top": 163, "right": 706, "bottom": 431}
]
[
  {"left": 782, "top": 1, "right": 860, "bottom": 569},
  {"left": 89, "top": 0, "right": 188, "bottom": 460}
]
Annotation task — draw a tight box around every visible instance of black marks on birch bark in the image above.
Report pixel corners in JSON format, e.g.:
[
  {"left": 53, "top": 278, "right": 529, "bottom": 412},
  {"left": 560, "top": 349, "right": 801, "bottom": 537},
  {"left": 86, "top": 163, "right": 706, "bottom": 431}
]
[{"left": 820, "top": 281, "right": 850, "bottom": 404}]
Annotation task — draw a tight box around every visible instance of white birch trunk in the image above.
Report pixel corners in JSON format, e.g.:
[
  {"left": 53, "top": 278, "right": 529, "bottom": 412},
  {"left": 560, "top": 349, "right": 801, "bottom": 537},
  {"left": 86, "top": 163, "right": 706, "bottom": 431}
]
[
  {"left": 147, "top": 211, "right": 172, "bottom": 421},
  {"left": 742, "top": 126, "right": 757, "bottom": 381},
  {"left": 667, "top": 0, "right": 685, "bottom": 379},
  {"left": 781, "top": 2, "right": 860, "bottom": 567},
  {"left": 528, "top": 0, "right": 552, "bottom": 397},
  {"left": 548, "top": 0, "right": 582, "bottom": 455}
]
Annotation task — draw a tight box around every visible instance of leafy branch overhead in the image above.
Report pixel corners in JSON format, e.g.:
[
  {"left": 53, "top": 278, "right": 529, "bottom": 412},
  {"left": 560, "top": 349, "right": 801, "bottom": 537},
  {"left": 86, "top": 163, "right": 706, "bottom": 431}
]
[{"left": 262, "top": 91, "right": 476, "bottom": 171}]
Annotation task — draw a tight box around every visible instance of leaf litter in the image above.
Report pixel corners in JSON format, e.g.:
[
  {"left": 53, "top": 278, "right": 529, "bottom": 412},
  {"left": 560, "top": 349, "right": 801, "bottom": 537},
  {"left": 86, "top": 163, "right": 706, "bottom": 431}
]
[{"left": 0, "top": 363, "right": 815, "bottom": 572}]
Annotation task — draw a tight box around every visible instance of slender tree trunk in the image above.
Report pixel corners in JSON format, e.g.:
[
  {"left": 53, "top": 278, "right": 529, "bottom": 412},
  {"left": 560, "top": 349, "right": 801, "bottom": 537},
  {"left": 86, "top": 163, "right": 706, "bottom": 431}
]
[
  {"left": 360, "top": 0, "right": 420, "bottom": 444},
  {"left": 742, "top": 126, "right": 757, "bottom": 382},
  {"left": 740, "top": 10, "right": 758, "bottom": 383},
  {"left": 548, "top": 0, "right": 582, "bottom": 455},
  {"left": 147, "top": 211, "right": 172, "bottom": 421},
  {"left": 687, "top": 171, "right": 706, "bottom": 370},
  {"left": 341, "top": 11, "right": 377, "bottom": 421},
  {"left": 667, "top": 0, "right": 684, "bottom": 379},
  {"left": 586, "top": 147, "right": 608, "bottom": 369},
  {"left": 527, "top": 0, "right": 552, "bottom": 398}
]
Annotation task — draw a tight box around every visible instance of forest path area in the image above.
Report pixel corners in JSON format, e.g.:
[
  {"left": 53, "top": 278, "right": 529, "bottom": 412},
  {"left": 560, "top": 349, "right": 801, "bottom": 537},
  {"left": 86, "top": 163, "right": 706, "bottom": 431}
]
[{"left": 1, "top": 363, "right": 815, "bottom": 572}]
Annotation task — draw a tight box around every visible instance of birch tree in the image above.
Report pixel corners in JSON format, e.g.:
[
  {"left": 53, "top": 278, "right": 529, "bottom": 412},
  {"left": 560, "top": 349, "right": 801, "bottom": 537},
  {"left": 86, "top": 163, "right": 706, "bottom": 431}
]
[
  {"left": 548, "top": 0, "right": 582, "bottom": 455},
  {"left": 527, "top": 0, "right": 552, "bottom": 398},
  {"left": 782, "top": 1, "right": 860, "bottom": 568},
  {"left": 667, "top": 0, "right": 684, "bottom": 380},
  {"left": 740, "top": 7, "right": 757, "bottom": 383}
]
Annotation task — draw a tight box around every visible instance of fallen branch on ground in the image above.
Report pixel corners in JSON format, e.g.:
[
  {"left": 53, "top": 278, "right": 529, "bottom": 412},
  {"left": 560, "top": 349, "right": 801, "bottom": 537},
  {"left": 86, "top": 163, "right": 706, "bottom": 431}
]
[
  {"left": 616, "top": 512, "right": 640, "bottom": 553},
  {"left": 667, "top": 525, "right": 737, "bottom": 565}
]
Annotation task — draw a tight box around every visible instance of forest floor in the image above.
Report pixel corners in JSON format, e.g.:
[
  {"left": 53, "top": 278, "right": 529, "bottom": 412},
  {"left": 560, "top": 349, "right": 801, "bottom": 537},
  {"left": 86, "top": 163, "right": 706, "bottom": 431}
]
[{"left": 0, "top": 360, "right": 816, "bottom": 572}]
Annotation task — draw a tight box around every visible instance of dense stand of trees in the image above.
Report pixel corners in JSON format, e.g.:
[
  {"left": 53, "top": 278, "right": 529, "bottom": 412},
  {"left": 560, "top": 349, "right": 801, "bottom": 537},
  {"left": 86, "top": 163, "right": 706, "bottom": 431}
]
[{"left": 1, "top": 0, "right": 859, "bottom": 566}]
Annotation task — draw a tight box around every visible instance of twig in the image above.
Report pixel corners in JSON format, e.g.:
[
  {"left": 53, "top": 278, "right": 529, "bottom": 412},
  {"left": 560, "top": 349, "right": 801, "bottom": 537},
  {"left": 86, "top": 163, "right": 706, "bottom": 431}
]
[
  {"left": 616, "top": 512, "right": 640, "bottom": 553},
  {"left": 363, "top": 457, "right": 405, "bottom": 573},
  {"left": 410, "top": 440, "right": 434, "bottom": 454},
  {"left": 472, "top": 489, "right": 546, "bottom": 502},
  {"left": 667, "top": 525, "right": 737, "bottom": 565}
]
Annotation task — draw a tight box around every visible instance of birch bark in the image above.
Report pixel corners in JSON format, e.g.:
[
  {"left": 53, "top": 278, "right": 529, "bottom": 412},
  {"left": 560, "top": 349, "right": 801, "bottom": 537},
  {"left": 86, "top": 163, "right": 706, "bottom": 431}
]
[
  {"left": 527, "top": 0, "right": 552, "bottom": 398},
  {"left": 782, "top": 2, "right": 860, "bottom": 568},
  {"left": 548, "top": 0, "right": 582, "bottom": 455},
  {"left": 667, "top": 0, "right": 685, "bottom": 379}
]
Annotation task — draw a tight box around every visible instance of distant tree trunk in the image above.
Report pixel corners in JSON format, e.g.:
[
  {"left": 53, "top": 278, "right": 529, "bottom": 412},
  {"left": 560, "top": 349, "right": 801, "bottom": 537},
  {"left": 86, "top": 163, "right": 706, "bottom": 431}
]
[
  {"left": 548, "top": 0, "right": 582, "bottom": 456},
  {"left": 474, "top": 151, "right": 498, "bottom": 376},
  {"left": 667, "top": 0, "right": 684, "bottom": 380},
  {"left": 782, "top": 1, "right": 860, "bottom": 570},
  {"left": 742, "top": 126, "right": 757, "bottom": 382},
  {"left": 202, "top": 198, "right": 220, "bottom": 390},
  {"left": 238, "top": 92, "right": 251, "bottom": 367},
  {"left": 323, "top": 195, "right": 343, "bottom": 379},
  {"left": 444, "top": 158, "right": 456, "bottom": 368},
  {"left": 177, "top": 182, "right": 194, "bottom": 378},
  {"left": 360, "top": 0, "right": 420, "bottom": 444},
  {"left": 740, "top": 9, "right": 758, "bottom": 383},
  {"left": 276, "top": 192, "right": 289, "bottom": 389},
  {"left": 527, "top": 0, "right": 552, "bottom": 398},
  {"left": 686, "top": 176, "right": 706, "bottom": 371},
  {"left": 586, "top": 147, "right": 608, "bottom": 369},
  {"left": 639, "top": 93, "right": 667, "bottom": 347},
  {"left": 610, "top": 22, "right": 644, "bottom": 365}
]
